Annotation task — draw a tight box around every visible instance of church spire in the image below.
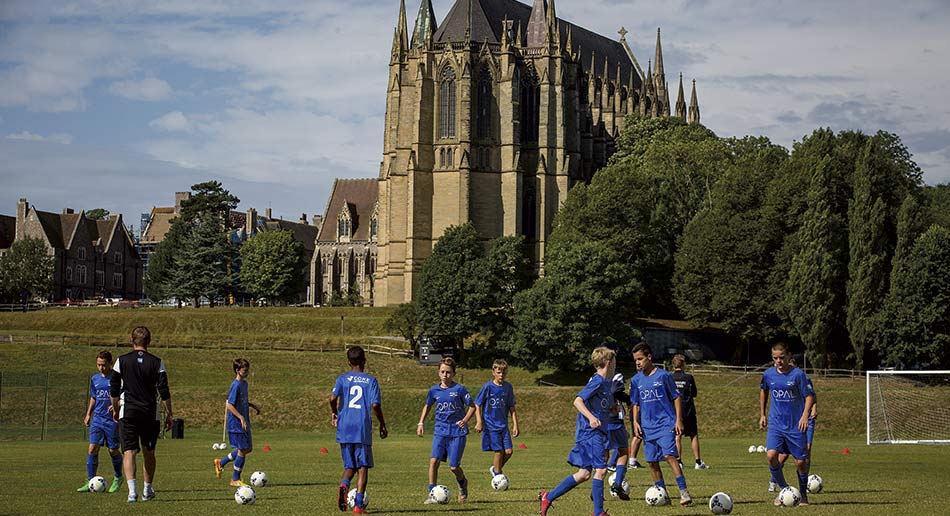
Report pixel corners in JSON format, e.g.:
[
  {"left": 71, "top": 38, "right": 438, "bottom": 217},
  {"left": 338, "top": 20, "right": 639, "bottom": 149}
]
[
  {"left": 654, "top": 28, "right": 665, "bottom": 80},
  {"left": 547, "top": 0, "right": 559, "bottom": 47},
  {"left": 526, "top": 0, "right": 547, "bottom": 47},
  {"left": 688, "top": 79, "right": 701, "bottom": 125},
  {"left": 675, "top": 73, "right": 687, "bottom": 119},
  {"left": 411, "top": 0, "right": 437, "bottom": 49},
  {"left": 465, "top": 0, "right": 472, "bottom": 43},
  {"left": 392, "top": 0, "right": 409, "bottom": 61}
]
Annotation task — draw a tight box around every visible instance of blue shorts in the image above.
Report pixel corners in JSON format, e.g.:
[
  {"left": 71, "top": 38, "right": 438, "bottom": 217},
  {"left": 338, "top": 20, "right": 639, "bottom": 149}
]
[
  {"left": 567, "top": 432, "right": 609, "bottom": 470},
  {"left": 767, "top": 428, "right": 808, "bottom": 460},
  {"left": 340, "top": 443, "right": 374, "bottom": 469},
  {"left": 607, "top": 425, "right": 630, "bottom": 451},
  {"left": 432, "top": 435, "right": 467, "bottom": 467},
  {"left": 89, "top": 420, "right": 119, "bottom": 450},
  {"left": 643, "top": 430, "right": 678, "bottom": 463},
  {"left": 481, "top": 428, "right": 512, "bottom": 452},
  {"left": 229, "top": 431, "right": 252, "bottom": 450},
  {"left": 806, "top": 418, "right": 816, "bottom": 446}
]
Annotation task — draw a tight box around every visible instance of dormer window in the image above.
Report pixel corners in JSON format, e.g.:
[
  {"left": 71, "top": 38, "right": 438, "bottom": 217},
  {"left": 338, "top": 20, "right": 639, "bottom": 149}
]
[
  {"left": 77, "top": 247, "right": 86, "bottom": 260},
  {"left": 338, "top": 203, "right": 353, "bottom": 243},
  {"left": 370, "top": 202, "right": 379, "bottom": 241},
  {"left": 114, "top": 252, "right": 122, "bottom": 265}
]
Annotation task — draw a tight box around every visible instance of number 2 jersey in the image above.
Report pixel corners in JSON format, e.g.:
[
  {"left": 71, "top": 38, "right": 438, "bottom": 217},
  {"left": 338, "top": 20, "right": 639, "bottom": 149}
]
[{"left": 332, "top": 372, "right": 382, "bottom": 445}]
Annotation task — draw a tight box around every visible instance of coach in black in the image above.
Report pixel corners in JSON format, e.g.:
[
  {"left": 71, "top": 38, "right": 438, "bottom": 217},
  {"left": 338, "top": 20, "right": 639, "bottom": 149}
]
[{"left": 110, "top": 326, "right": 173, "bottom": 503}]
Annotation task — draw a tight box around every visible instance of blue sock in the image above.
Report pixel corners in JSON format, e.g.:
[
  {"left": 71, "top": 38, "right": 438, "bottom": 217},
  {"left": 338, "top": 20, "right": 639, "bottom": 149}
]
[
  {"left": 111, "top": 454, "right": 122, "bottom": 477},
  {"left": 592, "top": 478, "right": 604, "bottom": 514},
  {"left": 457, "top": 476, "right": 466, "bottom": 487},
  {"left": 86, "top": 454, "right": 98, "bottom": 479},
  {"left": 220, "top": 451, "right": 235, "bottom": 467},
  {"left": 770, "top": 464, "right": 787, "bottom": 488},
  {"left": 615, "top": 464, "right": 628, "bottom": 484},
  {"left": 607, "top": 450, "right": 619, "bottom": 468},
  {"left": 232, "top": 455, "right": 245, "bottom": 481},
  {"left": 675, "top": 475, "right": 687, "bottom": 491},
  {"left": 798, "top": 471, "right": 808, "bottom": 495},
  {"left": 548, "top": 475, "right": 578, "bottom": 501},
  {"left": 355, "top": 492, "right": 364, "bottom": 508},
  {"left": 428, "top": 483, "right": 435, "bottom": 492},
  {"left": 654, "top": 478, "right": 667, "bottom": 490},
  {"left": 341, "top": 477, "right": 351, "bottom": 487}
]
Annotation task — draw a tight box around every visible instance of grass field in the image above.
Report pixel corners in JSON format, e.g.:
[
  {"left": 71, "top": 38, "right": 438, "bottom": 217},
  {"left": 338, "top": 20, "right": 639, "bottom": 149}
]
[{"left": 0, "top": 431, "right": 947, "bottom": 515}]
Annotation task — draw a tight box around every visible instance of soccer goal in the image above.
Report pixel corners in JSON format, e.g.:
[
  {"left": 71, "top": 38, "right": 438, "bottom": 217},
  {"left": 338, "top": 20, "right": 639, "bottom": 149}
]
[{"left": 867, "top": 370, "right": 950, "bottom": 444}]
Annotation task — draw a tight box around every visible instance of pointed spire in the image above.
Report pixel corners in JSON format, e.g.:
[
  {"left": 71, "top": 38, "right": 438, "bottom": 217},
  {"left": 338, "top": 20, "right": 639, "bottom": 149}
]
[
  {"left": 565, "top": 25, "right": 573, "bottom": 54},
  {"left": 397, "top": 0, "right": 409, "bottom": 53},
  {"left": 465, "top": 0, "right": 473, "bottom": 43},
  {"left": 515, "top": 21, "right": 523, "bottom": 47},
  {"left": 675, "top": 73, "right": 687, "bottom": 119},
  {"left": 526, "top": 0, "right": 547, "bottom": 47},
  {"left": 654, "top": 27, "right": 665, "bottom": 79},
  {"left": 411, "top": 0, "right": 437, "bottom": 49},
  {"left": 603, "top": 55, "right": 609, "bottom": 81},
  {"left": 547, "top": 0, "right": 560, "bottom": 47},
  {"left": 688, "top": 79, "right": 701, "bottom": 125},
  {"left": 646, "top": 60, "right": 654, "bottom": 93},
  {"left": 501, "top": 15, "right": 509, "bottom": 50}
]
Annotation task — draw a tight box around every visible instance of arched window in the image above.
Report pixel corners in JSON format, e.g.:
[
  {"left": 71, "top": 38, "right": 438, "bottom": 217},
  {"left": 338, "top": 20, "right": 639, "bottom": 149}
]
[
  {"left": 447, "top": 148, "right": 454, "bottom": 168},
  {"left": 520, "top": 65, "right": 539, "bottom": 144},
  {"left": 440, "top": 148, "right": 446, "bottom": 169},
  {"left": 476, "top": 65, "right": 493, "bottom": 140},
  {"left": 439, "top": 66, "right": 456, "bottom": 139}
]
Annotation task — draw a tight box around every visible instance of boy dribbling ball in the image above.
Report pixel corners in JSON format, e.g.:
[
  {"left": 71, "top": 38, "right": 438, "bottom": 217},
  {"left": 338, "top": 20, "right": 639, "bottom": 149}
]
[
  {"left": 474, "top": 359, "right": 519, "bottom": 480},
  {"left": 77, "top": 351, "right": 123, "bottom": 493},
  {"left": 213, "top": 358, "right": 260, "bottom": 488}
]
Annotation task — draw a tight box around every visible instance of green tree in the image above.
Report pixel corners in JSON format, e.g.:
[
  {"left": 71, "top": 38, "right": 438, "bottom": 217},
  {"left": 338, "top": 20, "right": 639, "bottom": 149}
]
[
  {"left": 875, "top": 225, "right": 950, "bottom": 368},
  {"left": 416, "top": 223, "right": 488, "bottom": 345},
  {"left": 385, "top": 302, "right": 421, "bottom": 354},
  {"left": 85, "top": 208, "right": 110, "bottom": 220},
  {"left": 144, "top": 220, "right": 186, "bottom": 303},
  {"left": 481, "top": 235, "right": 534, "bottom": 338},
  {"left": 0, "top": 237, "right": 55, "bottom": 302},
  {"left": 239, "top": 230, "right": 305, "bottom": 304},
  {"left": 922, "top": 184, "right": 950, "bottom": 229}
]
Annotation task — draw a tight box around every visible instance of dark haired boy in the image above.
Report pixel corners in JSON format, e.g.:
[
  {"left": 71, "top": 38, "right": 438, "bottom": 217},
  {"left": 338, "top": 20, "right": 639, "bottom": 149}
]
[
  {"left": 330, "top": 346, "right": 388, "bottom": 514},
  {"left": 214, "top": 358, "right": 260, "bottom": 487},
  {"left": 77, "top": 351, "right": 123, "bottom": 493}
]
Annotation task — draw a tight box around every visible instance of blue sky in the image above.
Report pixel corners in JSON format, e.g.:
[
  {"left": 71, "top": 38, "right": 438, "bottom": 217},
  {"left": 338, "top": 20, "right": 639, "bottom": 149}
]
[{"left": 2, "top": 0, "right": 949, "bottom": 231}]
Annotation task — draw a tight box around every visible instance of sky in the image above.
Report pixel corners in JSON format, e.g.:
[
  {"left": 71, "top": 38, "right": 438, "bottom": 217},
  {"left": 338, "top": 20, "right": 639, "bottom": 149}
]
[{"left": 2, "top": 0, "right": 949, "bottom": 233}]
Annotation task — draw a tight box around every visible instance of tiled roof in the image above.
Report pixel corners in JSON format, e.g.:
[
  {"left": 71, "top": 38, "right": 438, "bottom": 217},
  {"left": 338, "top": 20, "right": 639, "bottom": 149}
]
[
  {"left": 96, "top": 218, "right": 117, "bottom": 250},
  {"left": 0, "top": 214, "right": 14, "bottom": 249},
  {"left": 34, "top": 210, "right": 65, "bottom": 249},
  {"left": 141, "top": 208, "right": 176, "bottom": 244},
  {"left": 60, "top": 213, "right": 82, "bottom": 249},
  {"left": 263, "top": 219, "right": 319, "bottom": 252},
  {"left": 318, "top": 179, "right": 379, "bottom": 243}
]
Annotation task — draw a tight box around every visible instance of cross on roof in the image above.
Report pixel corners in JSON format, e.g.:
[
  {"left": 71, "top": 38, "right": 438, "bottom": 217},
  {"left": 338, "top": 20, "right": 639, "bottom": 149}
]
[{"left": 618, "top": 27, "right": 628, "bottom": 40}]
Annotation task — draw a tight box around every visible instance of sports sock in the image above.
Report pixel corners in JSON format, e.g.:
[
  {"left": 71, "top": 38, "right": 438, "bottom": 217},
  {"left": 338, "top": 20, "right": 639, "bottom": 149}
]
[
  {"left": 220, "top": 451, "right": 235, "bottom": 467},
  {"left": 654, "top": 479, "right": 667, "bottom": 490},
  {"left": 607, "top": 449, "right": 618, "bottom": 468},
  {"left": 797, "top": 471, "right": 808, "bottom": 494},
  {"left": 769, "top": 464, "right": 788, "bottom": 489},
  {"left": 592, "top": 478, "right": 604, "bottom": 514},
  {"left": 355, "top": 492, "right": 364, "bottom": 508},
  {"left": 428, "top": 483, "right": 435, "bottom": 492},
  {"left": 144, "top": 482, "right": 152, "bottom": 492},
  {"left": 457, "top": 475, "right": 466, "bottom": 487},
  {"left": 341, "top": 477, "right": 351, "bottom": 487},
  {"left": 127, "top": 479, "right": 136, "bottom": 495},
  {"left": 696, "top": 459, "right": 702, "bottom": 465},
  {"left": 232, "top": 455, "right": 245, "bottom": 481},
  {"left": 675, "top": 475, "right": 687, "bottom": 491},
  {"left": 615, "top": 464, "right": 628, "bottom": 484},
  {"left": 548, "top": 475, "right": 578, "bottom": 501},
  {"left": 111, "top": 453, "right": 122, "bottom": 477},
  {"left": 86, "top": 453, "right": 98, "bottom": 479}
]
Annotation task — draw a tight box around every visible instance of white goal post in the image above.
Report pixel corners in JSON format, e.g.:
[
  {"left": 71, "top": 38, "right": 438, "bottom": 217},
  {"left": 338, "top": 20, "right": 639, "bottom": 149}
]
[{"left": 867, "top": 370, "right": 950, "bottom": 445}]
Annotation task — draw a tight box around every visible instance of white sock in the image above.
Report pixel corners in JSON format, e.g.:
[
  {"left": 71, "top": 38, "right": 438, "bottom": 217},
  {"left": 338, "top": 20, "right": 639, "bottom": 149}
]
[
  {"left": 127, "top": 479, "right": 137, "bottom": 495},
  {"left": 144, "top": 482, "right": 152, "bottom": 492}
]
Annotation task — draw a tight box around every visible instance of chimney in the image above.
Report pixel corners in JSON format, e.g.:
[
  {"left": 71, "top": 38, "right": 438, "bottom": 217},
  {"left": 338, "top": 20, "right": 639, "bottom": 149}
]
[
  {"left": 300, "top": 213, "right": 308, "bottom": 224},
  {"left": 265, "top": 208, "right": 272, "bottom": 219},
  {"left": 246, "top": 208, "right": 257, "bottom": 237},
  {"left": 63, "top": 208, "right": 74, "bottom": 214},
  {"left": 312, "top": 214, "right": 323, "bottom": 227},
  {"left": 174, "top": 191, "right": 191, "bottom": 214},
  {"left": 16, "top": 198, "right": 29, "bottom": 240}
]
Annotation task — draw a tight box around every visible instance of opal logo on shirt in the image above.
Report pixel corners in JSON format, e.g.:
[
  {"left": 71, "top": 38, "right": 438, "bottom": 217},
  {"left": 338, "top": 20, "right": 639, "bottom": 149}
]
[
  {"left": 639, "top": 389, "right": 663, "bottom": 401},
  {"left": 488, "top": 397, "right": 506, "bottom": 408},
  {"left": 772, "top": 389, "right": 796, "bottom": 400}
]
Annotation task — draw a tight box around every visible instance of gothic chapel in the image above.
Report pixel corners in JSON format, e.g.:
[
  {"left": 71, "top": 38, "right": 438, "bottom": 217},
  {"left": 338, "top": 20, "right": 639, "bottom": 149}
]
[{"left": 313, "top": 0, "right": 700, "bottom": 307}]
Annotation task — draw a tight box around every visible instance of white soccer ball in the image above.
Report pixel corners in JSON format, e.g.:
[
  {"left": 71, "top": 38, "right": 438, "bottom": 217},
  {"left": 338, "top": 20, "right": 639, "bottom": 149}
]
[
  {"left": 645, "top": 486, "right": 670, "bottom": 506},
  {"left": 807, "top": 474, "right": 823, "bottom": 494},
  {"left": 708, "top": 491, "right": 734, "bottom": 514},
  {"left": 756, "top": 445, "right": 767, "bottom": 453},
  {"left": 778, "top": 486, "right": 802, "bottom": 507},
  {"left": 347, "top": 488, "right": 369, "bottom": 509},
  {"left": 607, "top": 472, "right": 630, "bottom": 498},
  {"left": 491, "top": 473, "right": 510, "bottom": 491},
  {"left": 748, "top": 445, "right": 757, "bottom": 453},
  {"left": 234, "top": 485, "right": 256, "bottom": 505},
  {"left": 429, "top": 485, "right": 450, "bottom": 504},
  {"left": 87, "top": 476, "right": 107, "bottom": 493},
  {"left": 212, "top": 443, "right": 219, "bottom": 450},
  {"left": 250, "top": 471, "right": 268, "bottom": 488},
  {"left": 220, "top": 443, "right": 229, "bottom": 449}
]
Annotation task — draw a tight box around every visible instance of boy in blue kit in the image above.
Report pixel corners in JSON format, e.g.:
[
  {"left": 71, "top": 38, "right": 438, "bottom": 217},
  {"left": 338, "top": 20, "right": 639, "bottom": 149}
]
[
  {"left": 630, "top": 342, "right": 692, "bottom": 506},
  {"left": 539, "top": 347, "right": 616, "bottom": 516},
  {"left": 759, "top": 342, "right": 815, "bottom": 505},
  {"left": 606, "top": 371, "right": 632, "bottom": 500},
  {"left": 474, "top": 359, "right": 519, "bottom": 479},
  {"left": 77, "top": 351, "right": 123, "bottom": 493},
  {"left": 213, "top": 358, "right": 260, "bottom": 488},
  {"left": 329, "top": 346, "right": 388, "bottom": 514},
  {"left": 417, "top": 357, "right": 476, "bottom": 504}
]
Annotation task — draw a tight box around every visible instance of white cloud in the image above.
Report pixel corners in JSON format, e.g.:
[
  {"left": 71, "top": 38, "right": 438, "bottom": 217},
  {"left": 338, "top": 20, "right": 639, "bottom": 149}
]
[
  {"left": 108, "top": 77, "right": 172, "bottom": 101},
  {"left": 149, "top": 111, "right": 193, "bottom": 133},
  {"left": 6, "top": 130, "right": 73, "bottom": 144}
]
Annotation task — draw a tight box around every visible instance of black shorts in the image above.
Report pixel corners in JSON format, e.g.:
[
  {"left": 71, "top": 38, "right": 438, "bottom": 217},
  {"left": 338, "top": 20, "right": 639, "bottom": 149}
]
[
  {"left": 681, "top": 412, "right": 698, "bottom": 437},
  {"left": 120, "top": 417, "right": 160, "bottom": 453}
]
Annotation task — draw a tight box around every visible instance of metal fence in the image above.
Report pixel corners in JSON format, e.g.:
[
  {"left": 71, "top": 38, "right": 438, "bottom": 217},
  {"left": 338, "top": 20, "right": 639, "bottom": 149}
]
[{"left": 0, "top": 371, "right": 89, "bottom": 441}]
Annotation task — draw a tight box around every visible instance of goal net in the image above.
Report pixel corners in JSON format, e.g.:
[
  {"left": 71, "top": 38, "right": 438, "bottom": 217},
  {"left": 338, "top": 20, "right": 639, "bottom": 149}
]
[{"left": 867, "top": 371, "right": 950, "bottom": 444}]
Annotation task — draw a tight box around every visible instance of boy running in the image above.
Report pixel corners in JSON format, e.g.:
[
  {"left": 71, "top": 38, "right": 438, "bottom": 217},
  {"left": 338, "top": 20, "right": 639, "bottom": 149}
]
[
  {"left": 77, "top": 351, "right": 123, "bottom": 493},
  {"left": 330, "top": 346, "right": 388, "bottom": 514},
  {"left": 630, "top": 342, "right": 692, "bottom": 506},
  {"left": 213, "top": 358, "right": 260, "bottom": 487},
  {"left": 539, "top": 347, "right": 616, "bottom": 516},
  {"left": 474, "top": 359, "right": 519, "bottom": 479}
]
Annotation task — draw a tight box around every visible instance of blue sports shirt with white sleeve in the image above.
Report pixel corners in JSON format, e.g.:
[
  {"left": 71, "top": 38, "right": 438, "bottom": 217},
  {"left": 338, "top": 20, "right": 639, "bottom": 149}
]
[
  {"left": 630, "top": 367, "right": 680, "bottom": 436},
  {"left": 760, "top": 366, "right": 815, "bottom": 432}
]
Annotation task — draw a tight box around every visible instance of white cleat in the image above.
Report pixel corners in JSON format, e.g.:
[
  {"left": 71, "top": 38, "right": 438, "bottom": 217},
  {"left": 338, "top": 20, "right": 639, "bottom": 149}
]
[
  {"left": 694, "top": 461, "right": 710, "bottom": 470},
  {"left": 768, "top": 481, "right": 778, "bottom": 493}
]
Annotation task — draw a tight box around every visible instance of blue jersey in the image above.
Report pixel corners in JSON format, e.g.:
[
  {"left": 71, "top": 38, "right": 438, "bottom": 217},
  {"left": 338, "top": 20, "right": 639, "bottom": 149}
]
[
  {"left": 332, "top": 372, "right": 381, "bottom": 444},
  {"left": 607, "top": 373, "right": 627, "bottom": 430},
  {"left": 575, "top": 374, "right": 612, "bottom": 440},
  {"left": 425, "top": 382, "right": 473, "bottom": 437},
  {"left": 631, "top": 367, "right": 680, "bottom": 437},
  {"left": 226, "top": 379, "right": 250, "bottom": 434},
  {"left": 475, "top": 381, "right": 515, "bottom": 432},
  {"left": 89, "top": 373, "right": 113, "bottom": 423},
  {"left": 760, "top": 366, "right": 815, "bottom": 432}
]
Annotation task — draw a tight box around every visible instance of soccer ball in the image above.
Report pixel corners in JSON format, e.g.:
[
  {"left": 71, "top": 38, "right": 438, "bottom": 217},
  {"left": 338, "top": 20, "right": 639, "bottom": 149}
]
[
  {"left": 756, "top": 445, "right": 767, "bottom": 453},
  {"left": 708, "top": 491, "right": 734, "bottom": 514},
  {"left": 234, "top": 485, "right": 256, "bottom": 505},
  {"left": 250, "top": 471, "right": 268, "bottom": 488},
  {"left": 429, "top": 485, "right": 450, "bottom": 504},
  {"left": 644, "top": 486, "right": 670, "bottom": 506},
  {"left": 807, "top": 474, "right": 823, "bottom": 494},
  {"left": 491, "top": 473, "right": 510, "bottom": 491},
  {"left": 607, "top": 472, "right": 630, "bottom": 498},
  {"left": 212, "top": 443, "right": 221, "bottom": 450},
  {"left": 778, "top": 486, "right": 802, "bottom": 507},
  {"left": 87, "top": 476, "right": 107, "bottom": 493},
  {"left": 748, "top": 445, "right": 757, "bottom": 453},
  {"left": 347, "top": 488, "right": 369, "bottom": 509}
]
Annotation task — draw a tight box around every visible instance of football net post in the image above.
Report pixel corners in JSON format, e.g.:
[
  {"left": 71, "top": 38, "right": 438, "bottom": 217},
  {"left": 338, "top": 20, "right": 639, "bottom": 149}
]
[{"left": 867, "top": 371, "right": 950, "bottom": 445}]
